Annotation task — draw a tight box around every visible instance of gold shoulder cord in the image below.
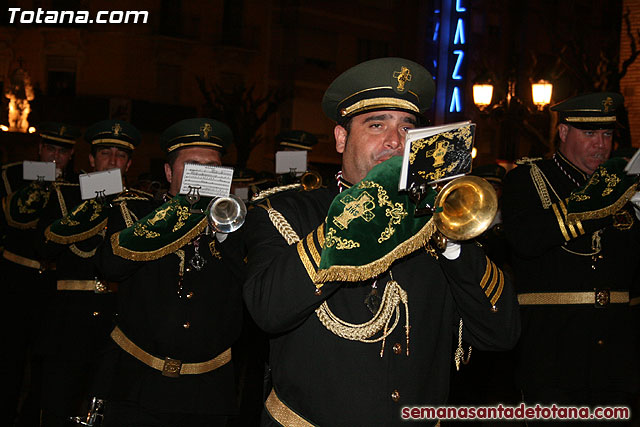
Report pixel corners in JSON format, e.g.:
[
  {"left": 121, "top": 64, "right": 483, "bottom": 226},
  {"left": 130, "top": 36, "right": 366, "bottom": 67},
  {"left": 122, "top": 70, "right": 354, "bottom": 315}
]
[
  {"left": 259, "top": 200, "right": 301, "bottom": 245},
  {"left": 529, "top": 163, "right": 553, "bottom": 209},
  {"left": 119, "top": 200, "right": 139, "bottom": 228},
  {"left": 54, "top": 184, "right": 68, "bottom": 216},
  {"left": 454, "top": 318, "right": 471, "bottom": 371},
  {"left": 260, "top": 198, "right": 412, "bottom": 357},
  {"left": 315, "top": 271, "right": 411, "bottom": 358},
  {"left": 530, "top": 163, "right": 604, "bottom": 260},
  {"left": 251, "top": 183, "right": 301, "bottom": 203}
]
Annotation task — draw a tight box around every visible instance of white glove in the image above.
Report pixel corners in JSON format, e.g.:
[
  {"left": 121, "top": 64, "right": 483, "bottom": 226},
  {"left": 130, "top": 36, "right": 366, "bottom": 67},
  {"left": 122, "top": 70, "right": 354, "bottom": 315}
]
[{"left": 442, "top": 240, "right": 461, "bottom": 260}]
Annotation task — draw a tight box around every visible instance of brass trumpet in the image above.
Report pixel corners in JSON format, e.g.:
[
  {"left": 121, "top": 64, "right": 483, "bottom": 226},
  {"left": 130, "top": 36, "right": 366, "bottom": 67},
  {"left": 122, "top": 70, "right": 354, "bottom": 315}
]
[
  {"left": 432, "top": 175, "right": 498, "bottom": 241},
  {"left": 300, "top": 170, "right": 323, "bottom": 191}
]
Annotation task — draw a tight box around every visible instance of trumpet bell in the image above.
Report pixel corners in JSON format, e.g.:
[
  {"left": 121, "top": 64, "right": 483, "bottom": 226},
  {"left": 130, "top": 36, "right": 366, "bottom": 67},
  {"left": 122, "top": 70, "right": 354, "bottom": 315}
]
[
  {"left": 207, "top": 194, "right": 247, "bottom": 234},
  {"left": 433, "top": 176, "right": 498, "bottom": 241},
  {"left": 300, "top": 170, "right": 322, "bottom": 191}
]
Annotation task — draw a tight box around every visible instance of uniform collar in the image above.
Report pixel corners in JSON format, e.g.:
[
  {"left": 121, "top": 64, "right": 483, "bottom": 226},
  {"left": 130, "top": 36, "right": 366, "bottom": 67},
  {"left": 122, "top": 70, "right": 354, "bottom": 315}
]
[{"left": 554, "top": 151, "right": 588, "bottom": 186}]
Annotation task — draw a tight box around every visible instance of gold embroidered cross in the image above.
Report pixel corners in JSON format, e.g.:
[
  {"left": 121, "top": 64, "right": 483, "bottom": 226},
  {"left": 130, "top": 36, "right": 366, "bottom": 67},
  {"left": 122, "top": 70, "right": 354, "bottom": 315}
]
[
  {"left": 59, "top": 126, "right": 66, "bottom": 136},
  {"left": 148, "top": 205, "right": 172, "bottom": 225},
  {"left": 602, "top": 97, "right": 613, "bottom": 112},
  {"left": 200, "top": 123, "right": 212, "bottom": 139},
  {"left": 393, "top": 67, "right": 412, "bottom": 92},
  {"left": 333, "top": 191, "right": 376, "bottom": 230},
  {"left": 112, "top": 123, "right": 122, "bottom": 136},
  {"left": 424, "top": 139, "right": 450, "bottom": 168}
]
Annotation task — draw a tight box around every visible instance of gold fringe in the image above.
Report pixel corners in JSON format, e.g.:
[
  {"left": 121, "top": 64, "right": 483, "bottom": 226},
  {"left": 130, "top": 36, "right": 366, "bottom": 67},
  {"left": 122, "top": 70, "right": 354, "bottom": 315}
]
[
  {"left": 567, "top": 184, "right": 638, "bottom": 221},
  {"left": 44, "top": 218, "right": 108, "bottom": 244},
  {"left": 313, "top": 218, "right": 437, "bottom": 284},
  {"left": 111, "top": 217, "right": 208, "bottom": 261}
]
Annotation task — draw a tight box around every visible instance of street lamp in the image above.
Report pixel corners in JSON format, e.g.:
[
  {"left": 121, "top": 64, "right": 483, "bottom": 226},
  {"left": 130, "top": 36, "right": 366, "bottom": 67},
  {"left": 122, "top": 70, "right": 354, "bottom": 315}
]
[
  {"left": 471, "top": 77, "right": 554, "bottom": 161},
  {"left": 531, "top": 80, "right": 553, "bottom": 111},
  {"left": 472, "top": 80, "right": 553, "bottom": 112},
  {"left": 472, "top": 84, "right": 494, "bottom": 111}
]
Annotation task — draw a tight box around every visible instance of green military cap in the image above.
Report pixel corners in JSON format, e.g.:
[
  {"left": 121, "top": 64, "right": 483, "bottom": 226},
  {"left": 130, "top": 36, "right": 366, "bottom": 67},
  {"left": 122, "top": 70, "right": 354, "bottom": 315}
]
[
  {"left": 84, "top": 119, "right": 141, "bottom": 152},
  {"left": 277, "top": 130, "right": 318, "bottom": 151},
  {"left": 551, "top": 92, "right": 623, "bottom": 130},
  {"left": 471, "top": 164, "right": 506, "bottom": 184},
  {"left": 38, "top": 122, "right": 81, "bottom": 147},
  {"left": 322, "top": 57, "right": 435, "bottom": 123},
  {"left": 160, "top": 118, "right": 233, "bottom": 154}
]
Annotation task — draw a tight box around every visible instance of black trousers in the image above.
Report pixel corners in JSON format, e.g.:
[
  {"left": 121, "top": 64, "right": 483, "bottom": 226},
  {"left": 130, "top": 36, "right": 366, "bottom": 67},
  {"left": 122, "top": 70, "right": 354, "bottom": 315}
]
[{"left": 102, "top": 400, "right": 229, "bottom": 427}]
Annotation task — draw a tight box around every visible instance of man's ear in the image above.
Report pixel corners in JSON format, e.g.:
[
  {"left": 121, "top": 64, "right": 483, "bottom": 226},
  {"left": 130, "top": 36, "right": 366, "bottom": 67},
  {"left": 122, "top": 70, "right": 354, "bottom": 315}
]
[
  {"left": 89, "top": 154, "right": 95, "bottom": 169},
  {"left": 164, "top": 162, "right": 172, "bottom": 184},
  {"left": 335, "top": 125, "right": 347, "bottom": 154},
  {"left": 558, "top": 124, "right": 569, "bottom": 143},
  {"left": 124, "top": 158, "right": 132, "bottom": 173}
]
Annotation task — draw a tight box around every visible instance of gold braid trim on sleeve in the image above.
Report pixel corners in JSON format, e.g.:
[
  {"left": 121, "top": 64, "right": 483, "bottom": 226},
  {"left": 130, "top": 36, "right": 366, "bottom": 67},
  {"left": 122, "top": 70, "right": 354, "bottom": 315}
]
[
  {"left": 552, "top": 203, "right": 571, "bottom": 241},
  {"left": 479, "top": 257, "right": 492, "bottom": 290},
  {"left": 489, "top": 269, "right": 504, "bottom": 306},
  {"left": 296, "top": 241, "right": 317, "bottom": 283},
  {"left": 558, "top": 201, "right": 578, "bottom": 238},
  {"left": 484, "top": 261, "right": 499, "bottom": 298}
]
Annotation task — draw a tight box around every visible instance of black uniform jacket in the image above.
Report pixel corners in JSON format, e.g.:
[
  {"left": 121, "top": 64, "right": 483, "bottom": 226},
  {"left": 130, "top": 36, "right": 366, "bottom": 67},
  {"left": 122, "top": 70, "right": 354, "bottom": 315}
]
[
  {"left": 95, "top": 195, "right": 245, "bottom": 415},
  {"left": 1, "top": 178, "right": 78, "bottom": 288},
  {"left": 36, "top": 190, "right": 154, "bottom": 360},
  {"left": 501, "top": 152, "right": 640, "bottom": 396},
  {"left": 243, "top": 184, "right": 520, "bottom": 426}
]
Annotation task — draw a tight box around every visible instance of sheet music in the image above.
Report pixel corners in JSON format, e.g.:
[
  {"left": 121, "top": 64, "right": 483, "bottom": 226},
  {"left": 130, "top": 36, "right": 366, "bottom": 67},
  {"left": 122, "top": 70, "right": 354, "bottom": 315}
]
[
  {"left": 179, "top": 163, "right": 234, "bottom": 198},
  {"left": 23, "top": 161, "right": 56, "bottom": 181},
  {"left": 79, "top": 169, "right": 123, "bottom": 200}
]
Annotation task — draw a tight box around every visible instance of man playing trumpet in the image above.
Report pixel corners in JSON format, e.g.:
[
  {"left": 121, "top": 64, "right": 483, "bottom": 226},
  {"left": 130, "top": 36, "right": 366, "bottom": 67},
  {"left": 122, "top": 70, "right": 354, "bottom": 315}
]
[{"left": 243, "top": 57, "right": 520, "bottom": 426}]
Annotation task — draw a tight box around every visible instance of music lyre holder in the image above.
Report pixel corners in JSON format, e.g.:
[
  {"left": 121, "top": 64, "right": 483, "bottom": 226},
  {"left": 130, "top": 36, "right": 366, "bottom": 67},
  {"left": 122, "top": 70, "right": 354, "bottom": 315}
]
[
  {"left": 186, "top": 186, "right": 203, "bottom": 213},
  {"left": 95, "top": 189, "right": 112, "bottom": 207},
  {"left": 408, "top": 183, "right": 438, "bottom": 217}
]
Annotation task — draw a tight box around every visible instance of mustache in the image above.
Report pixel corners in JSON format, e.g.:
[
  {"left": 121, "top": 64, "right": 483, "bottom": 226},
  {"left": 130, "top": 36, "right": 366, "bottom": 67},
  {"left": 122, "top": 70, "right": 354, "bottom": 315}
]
[{"left": 374, "top": 148, "right": 403, "bottom": 162}]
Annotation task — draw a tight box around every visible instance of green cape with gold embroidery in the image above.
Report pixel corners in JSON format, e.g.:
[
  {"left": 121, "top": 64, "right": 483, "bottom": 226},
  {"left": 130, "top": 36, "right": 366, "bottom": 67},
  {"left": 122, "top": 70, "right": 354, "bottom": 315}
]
[
  {"left": 111, "top": 194, "right": 210, "bottom": 261},
  {"left": 2, "top": 182, "right": 51, "bottom": 229},
  {"left": 314, "top": 156, "right": 437, "bottom": 283},
  {"left": 45, "top": 199, "right": 109, "bottom": 244},
  {"left": 567, "top": 157, "right": 638, "bottom": 221}
]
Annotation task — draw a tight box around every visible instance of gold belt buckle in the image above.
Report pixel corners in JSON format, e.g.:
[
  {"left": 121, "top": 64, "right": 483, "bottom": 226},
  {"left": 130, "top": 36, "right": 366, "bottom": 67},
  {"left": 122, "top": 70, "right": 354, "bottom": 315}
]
[
  {"left": 162, "top": 357, "right": 182, "bottom": 377},
  {"left": 594, "top": 289, "right": 610, "bottom": 307},
  {"left": 94, "top": 279, "right": 108, "bottom": 294}
]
